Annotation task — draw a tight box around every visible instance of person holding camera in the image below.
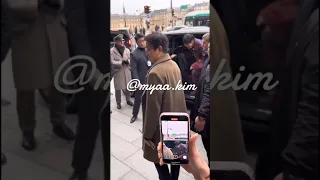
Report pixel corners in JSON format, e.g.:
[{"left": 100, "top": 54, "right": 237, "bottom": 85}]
[{"left": 110, "top": 34, "right": 133, "bottom": 109}]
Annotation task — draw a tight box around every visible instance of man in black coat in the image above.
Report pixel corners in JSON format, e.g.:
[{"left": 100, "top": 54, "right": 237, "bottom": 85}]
[
  {"left": 65, "top": 0, "right": 110, "bottom": 179},
  {"left": 130, "top": 33, "right": 151, "bottom": 123},
  {"left": 172, "top": 34, "right": 197, "bottom": 85},
  {"left": 190, "top": 43, "right": 210, "bottom": 159},
  {"left": 255, "top": 0, "right": 319, "bottom": 179}
]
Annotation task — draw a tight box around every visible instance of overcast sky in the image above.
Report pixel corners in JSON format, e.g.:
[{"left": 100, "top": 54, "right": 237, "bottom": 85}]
[
  {"left": 111, "top": 0, "right": 208, "bottom": 14},
  {"left": 161, "top": 121, "right": 188, "bottom": 135}
]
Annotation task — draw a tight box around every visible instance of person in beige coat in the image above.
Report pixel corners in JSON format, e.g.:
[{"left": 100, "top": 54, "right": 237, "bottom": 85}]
[
  {"left": 8, "top": 0, "right": 75, "bottom": 151},
  {"left": 143, "top": 32, "right": 187, "bottom": 180},
  {"left": 110, "top": 34, "right": 133, "bottom": 109}
]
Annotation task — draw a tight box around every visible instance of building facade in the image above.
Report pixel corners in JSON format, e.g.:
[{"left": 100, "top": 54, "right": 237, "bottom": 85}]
[
  {"left": 193, "top": 2, "right": 210, "bottom": 11},
  {"left": 110, "top": 1, "right": 209, "bottom": 31},
  {"left": 111, "top": 14, "right": 146, "bottom": 32}
]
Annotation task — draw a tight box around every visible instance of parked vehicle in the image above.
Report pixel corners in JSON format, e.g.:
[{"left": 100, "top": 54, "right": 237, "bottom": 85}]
[
  {"left": 165, "top": 26, "right": 186, "bottom": 32},
  {"left": 163, "top": 26, "right": 209, "bottom": 105},
  {"left": 184, "top": 10, "right": 210, "bottom": 27}
]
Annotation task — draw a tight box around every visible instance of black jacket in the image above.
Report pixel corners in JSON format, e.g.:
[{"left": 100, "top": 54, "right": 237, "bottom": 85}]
[
  {"left": 130, "top": 48, "right": 150, "bottom": 84},
  {"left": 190, "top": 65, "right": 210, "bottom": 138},
  {"left": 255, "top": 2, "right": 319, "bottom": 180},
  {"left": 173, "top": 45, "right": 196, "bottom": 84},
  {"left": 1, "top": 0, "right": 12, "bottom": 63}
]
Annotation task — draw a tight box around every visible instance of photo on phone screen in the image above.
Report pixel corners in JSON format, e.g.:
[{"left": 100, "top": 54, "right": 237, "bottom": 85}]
[{"left": 160, "top": 113, "right": 189, "bottom": 164}]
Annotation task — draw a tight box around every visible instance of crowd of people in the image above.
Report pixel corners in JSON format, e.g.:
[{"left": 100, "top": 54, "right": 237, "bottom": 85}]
[
  {"left": 110, "top": 29, "right": 211, "bottom": 180},
  {"left": 1, "top": 0, "right": 319, "bottom": 180}
]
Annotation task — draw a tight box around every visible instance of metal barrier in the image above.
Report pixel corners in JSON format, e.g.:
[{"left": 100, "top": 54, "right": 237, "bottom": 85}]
[{"left": 210, "top": 161, "right": 255, "bottom": 180}]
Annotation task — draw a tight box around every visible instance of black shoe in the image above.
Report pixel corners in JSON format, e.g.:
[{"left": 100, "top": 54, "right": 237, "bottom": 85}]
[
  {"left": 117, "top": 103, "right": 121, "bottom": 109},
  {"left": 110, "top": 110, "right": 112, "bottom": 113},
  {"left": 53, "top": 123, "right": 75, "bottom": 141},
  {"left": 69, "top": 171, "right": 88, "bottom": 180},
  {"left": 21, "top": 132, "right": 36, "bottom": 151},
  {"left": 1, "top": 152, "right": 7, "bottom": 165},
  {"left": 127, "top": 101, "right": 133, "bottom": 106},
  {"left": 130, "top": 116, "right": 137, "bottom": 123}
]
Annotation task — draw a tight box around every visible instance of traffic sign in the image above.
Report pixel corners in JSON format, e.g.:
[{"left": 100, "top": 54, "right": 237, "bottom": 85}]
[{"left": 146, "top": 14, "right": 151, "bottom": 19}]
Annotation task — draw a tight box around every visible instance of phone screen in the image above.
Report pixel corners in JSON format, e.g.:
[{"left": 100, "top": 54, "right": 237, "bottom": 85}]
[{"left": 160, "top": 114, "right": 189, "bottom": 164}]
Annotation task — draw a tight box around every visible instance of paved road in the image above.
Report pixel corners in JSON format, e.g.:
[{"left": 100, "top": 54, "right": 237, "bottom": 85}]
[{"left": 1, "top": 52, "right": 207, "bottom": 180}]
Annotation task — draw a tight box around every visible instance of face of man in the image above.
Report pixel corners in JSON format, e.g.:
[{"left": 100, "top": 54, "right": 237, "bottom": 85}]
[
  {"left": 136, "top": 37, "right": 146, "bottom": 48},
  {"left": 115, "top": 39, "right": 125, "bottom": 47},
  {"left": 208, "top": 43, "right": 210, "bottom": 57},
  {"left": 146, "top": 42, "right": 162, "bottom": 63},
  {"left": 184, "top": 39, "right": 194, "bottom": 49},
  {"left": 203, "top": 37, "right": 209, "bottom": 51}
]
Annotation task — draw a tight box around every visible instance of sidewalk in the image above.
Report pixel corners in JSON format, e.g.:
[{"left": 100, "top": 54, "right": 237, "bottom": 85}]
[{"left": 1, "top": 54, "right": 103, "bottom": 180}]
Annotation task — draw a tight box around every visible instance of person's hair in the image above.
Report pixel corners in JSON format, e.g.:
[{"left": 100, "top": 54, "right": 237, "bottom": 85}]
[
  {"left": 195, "top": 48, "right": 203, "bottom": 60},
  {"left": 135, "top": 33, "right": 144, "bottom": 41},
  {"left": 144, "top": 32, "right": 169, "bottom": 53},
  {"left": 182, "top": 34, "right": 195, "bottom": 44},
  {"left": 202, "top": 33, "right": 210, "bottom": 40}
]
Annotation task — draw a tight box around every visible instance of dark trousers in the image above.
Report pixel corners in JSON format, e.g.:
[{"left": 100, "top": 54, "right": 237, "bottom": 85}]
[
  {"left": 132, "top": 90, "right": 146, "bottom": 117},
  {"left": 154, "top": 163, "right": 180, "bottom": 180},
  {"left": 16, "top": 87, "right": 65, "bottom": 132},
  {"left": 115, "top": 89, "right": 130, "bottom": 104},
  {"left": 72, "top": 90, "right": 109, "bottom": 172}
]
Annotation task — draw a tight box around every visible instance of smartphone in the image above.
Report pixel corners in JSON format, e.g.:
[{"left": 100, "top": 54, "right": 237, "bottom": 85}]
[{"left": 160, "top": 112, "right": 190, "bottom": 164}]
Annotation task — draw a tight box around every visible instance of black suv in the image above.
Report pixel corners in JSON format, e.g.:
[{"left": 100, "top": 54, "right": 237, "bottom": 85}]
[{"left": 163, "top": 26, "right": 210, "bottom": 105}]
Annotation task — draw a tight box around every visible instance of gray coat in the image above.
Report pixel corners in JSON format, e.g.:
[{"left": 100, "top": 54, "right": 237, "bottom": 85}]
[
  {"left": 110, "top": 47, "right": 131, "bottom": 90},
  {"left": 8, "top": 0, "right": 69, "bottom": 90},
  {"left": 130, "top": 48, "right": 150, "bottom": 84}
]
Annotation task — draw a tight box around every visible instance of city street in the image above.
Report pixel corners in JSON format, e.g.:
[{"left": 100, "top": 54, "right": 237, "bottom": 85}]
[{"left": 1, "top": 52, "right": 207, "bottom": 180}]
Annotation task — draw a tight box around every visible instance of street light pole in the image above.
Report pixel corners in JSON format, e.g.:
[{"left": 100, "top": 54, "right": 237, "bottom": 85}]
[
  {"left": 123, "top": 1, "right": 127, "bottom": 27},
  {"left": 170, "top": 0, "right": 174, "bottom": 27}
]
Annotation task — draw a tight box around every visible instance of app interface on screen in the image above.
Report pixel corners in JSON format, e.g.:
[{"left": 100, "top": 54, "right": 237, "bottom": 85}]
[{"left": 161, "top": 120, "right": 188, "bottom": 161}]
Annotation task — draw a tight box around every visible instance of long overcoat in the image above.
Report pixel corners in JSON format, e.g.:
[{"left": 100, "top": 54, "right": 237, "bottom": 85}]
[{"left": 8, "top": 0, "right": 69, "bottom": 90}]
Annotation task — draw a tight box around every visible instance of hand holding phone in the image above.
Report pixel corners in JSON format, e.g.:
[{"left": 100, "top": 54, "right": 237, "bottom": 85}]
[
  {"left": 157, "top": 133, "right": 210, "bottom": 180},
  {"left": 159, "top": 112, "right": 190, "bottom": 165}
]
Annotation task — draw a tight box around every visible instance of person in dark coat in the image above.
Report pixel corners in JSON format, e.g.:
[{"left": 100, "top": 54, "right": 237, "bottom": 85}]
[
  {"left": 255, "top": 0, "right": 319, "bottom": 179},
  {"left": 65, "top": 0, "right": 110, "bottom": 179},
  {"left": 130, "top": 33, "right": 150, "bottom": 123},
  {"left": 172, "top": 34, "right": 197, "bottom": 84},
  {"left": 190, "top": 43, "right": 210, "bottom": 159}
]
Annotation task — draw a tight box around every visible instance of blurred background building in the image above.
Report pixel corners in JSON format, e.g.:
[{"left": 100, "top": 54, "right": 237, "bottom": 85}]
[{"left": 110, "top": 1, "right": 209, "bottom": 32}]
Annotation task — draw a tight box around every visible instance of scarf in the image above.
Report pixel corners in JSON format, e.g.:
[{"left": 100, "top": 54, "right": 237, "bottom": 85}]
[{"left": 115, "top": 45, "right": 125, "bottom": 57}]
